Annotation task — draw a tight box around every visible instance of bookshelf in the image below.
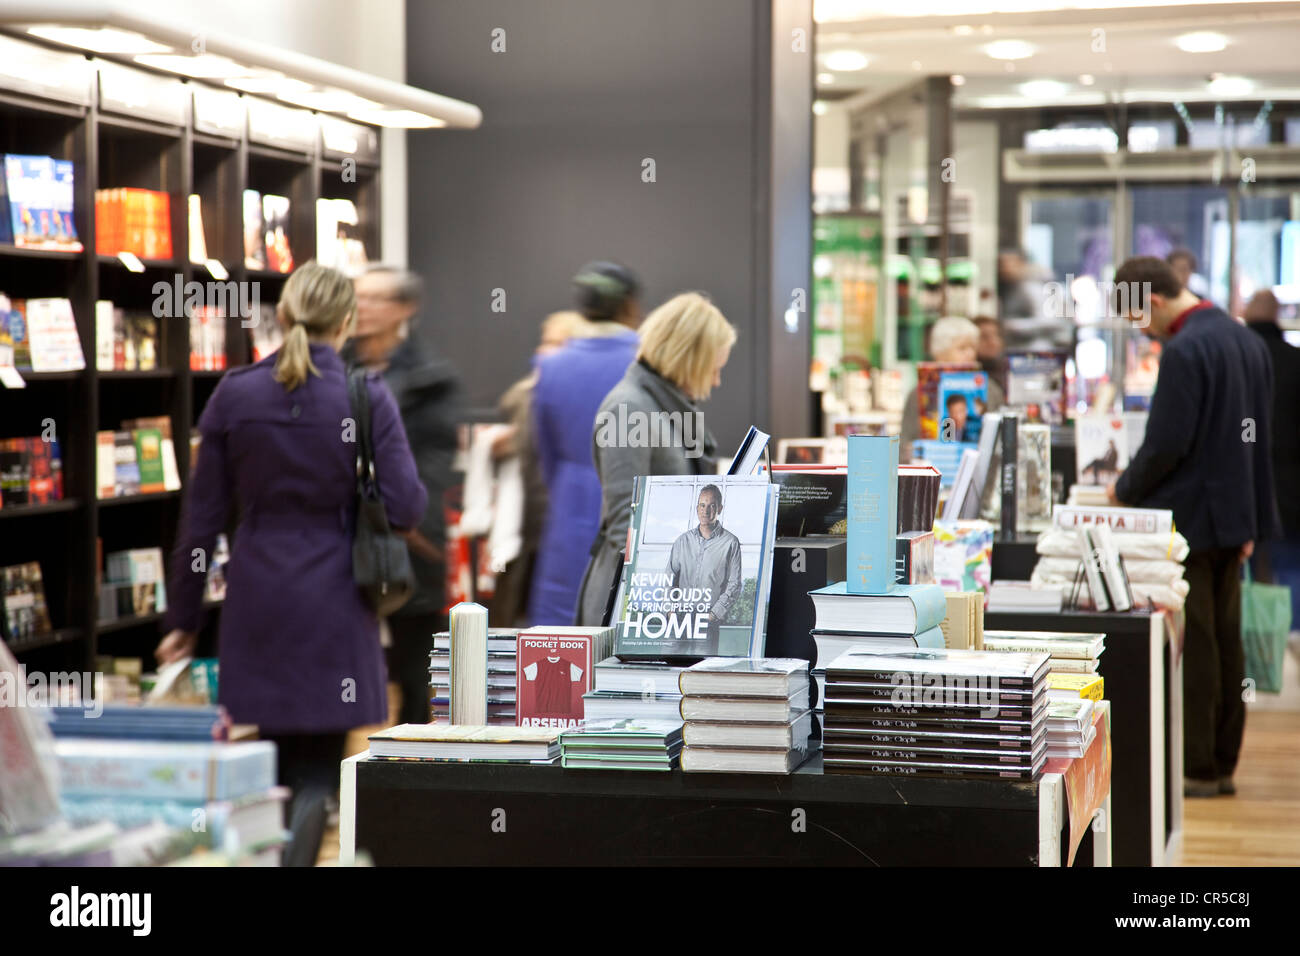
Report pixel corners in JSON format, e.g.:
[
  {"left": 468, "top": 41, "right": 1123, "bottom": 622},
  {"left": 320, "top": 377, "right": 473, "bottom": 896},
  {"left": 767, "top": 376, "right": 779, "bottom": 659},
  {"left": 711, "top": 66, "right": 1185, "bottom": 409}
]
[{"left": 0, "top": 43, "right": 383, "bottom": 673}]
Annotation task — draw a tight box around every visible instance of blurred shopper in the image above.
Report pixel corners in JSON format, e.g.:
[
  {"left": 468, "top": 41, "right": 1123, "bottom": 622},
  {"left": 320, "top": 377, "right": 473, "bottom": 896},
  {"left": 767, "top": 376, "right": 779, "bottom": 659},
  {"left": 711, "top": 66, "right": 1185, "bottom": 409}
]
[
  {"left": 900, "top": 316, "right": 1004, "bottom": 460},
  {"left": 998, "top": 249, "right": 1069, "bottom": 352},
  {"left": 1243, "top": 289, "right": 1300, "bottom": 624},
  {"left": 347, "top": 265, "right": 463, "bottom": 727},
  {"left": 158, "top": 262, "right": 426, "bottom": 863},
  {"left": 576, "top": 292, "right": 734, "bottom": 626},
  {"left": 528, "top": 262, "right": 642, "bottom": 625},
  {"left": 1166, "top": 248, "right": 1209, "bottom": 300},
  {"left": 491, "top": 311, "right": 594, "bottom": 625},
  {"left": 1107, "top": 256, "right": 1280, "bottom": 798},
  {"left": 973, "top": 314, "right": 1006, "bottom": 392}
]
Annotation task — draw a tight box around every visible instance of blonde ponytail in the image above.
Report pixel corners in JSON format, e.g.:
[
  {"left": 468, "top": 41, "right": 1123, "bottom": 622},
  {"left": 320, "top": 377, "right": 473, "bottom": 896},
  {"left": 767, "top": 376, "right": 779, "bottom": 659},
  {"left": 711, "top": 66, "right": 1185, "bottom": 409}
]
[{"left": 273, "top": 260, "right": 357, "bottom": 391}]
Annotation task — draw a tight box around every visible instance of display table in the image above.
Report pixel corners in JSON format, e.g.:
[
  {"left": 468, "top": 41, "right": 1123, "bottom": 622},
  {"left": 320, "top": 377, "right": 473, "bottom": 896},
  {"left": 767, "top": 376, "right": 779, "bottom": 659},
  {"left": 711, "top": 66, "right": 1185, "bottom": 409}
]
[
  {"left": 339, "top": 752, "right": 1110, "bottom": 867},
  {"left": 985, "top": 608, "right": 1183, "bottom": 867}
]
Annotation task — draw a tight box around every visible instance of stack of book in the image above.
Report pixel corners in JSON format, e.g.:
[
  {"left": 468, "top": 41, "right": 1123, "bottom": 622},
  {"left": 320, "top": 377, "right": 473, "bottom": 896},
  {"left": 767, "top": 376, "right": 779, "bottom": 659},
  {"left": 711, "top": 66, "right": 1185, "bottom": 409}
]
[
  {"left": 983, "top": 630, "right": 1104, "bottom": 677},
  {"left": 985, "top": 581, "right": 1065, "bottom": 614},
  {"left": 938, "top": 591, "right": 984, "bottom": 651},
  {"left": 1046, "top": 671, "right": 1104, "bottom": 702},
  {"left": 1, "top": 562, "right": 53, "bottom": 646},
  {"left": 0, "top": 436, "right": 63, "bottom": 508},
  {"left": 94, "top": 187, "right": 172, "bottom": 260},
  {"left": 560, "top": 718, "right": 684, "bottom": 770},
  {"left": 821, "top": 647, "right": 1051, "bottom": 780},
  {"left": 1046, "top": 698, "right": 1097, "bottom": 759},
  {"left": 367, "top": 724, "right": 561, "bottom": 764},
  {"left": 428, "top": 626, "right": 519, "bottom": 724},
  {"left": 94, "top": 300, "right": 160, "bottom": 371},
  {"left": 679, "top": 658, "right": 812, "bottom": 773},
  {"left": 582, "top": 658, "right": 686, "bottom": 723}
]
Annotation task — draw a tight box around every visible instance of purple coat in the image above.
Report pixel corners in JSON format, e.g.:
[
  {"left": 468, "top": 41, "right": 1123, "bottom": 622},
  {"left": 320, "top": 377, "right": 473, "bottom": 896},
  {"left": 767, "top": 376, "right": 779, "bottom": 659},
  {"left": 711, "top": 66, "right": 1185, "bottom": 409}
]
[
  {"left": 527, "top": 331, "right": 639, "bottom": 625},
  {"left": 164, "top": 344, "right": 427, "bottom": 733}
]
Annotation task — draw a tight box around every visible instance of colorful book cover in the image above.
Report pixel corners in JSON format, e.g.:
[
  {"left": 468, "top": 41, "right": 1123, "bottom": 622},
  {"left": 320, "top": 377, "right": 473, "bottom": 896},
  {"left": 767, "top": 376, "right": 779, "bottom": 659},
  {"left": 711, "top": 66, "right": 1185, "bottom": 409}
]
[
  {"left": 846, "top": 435, "right": 899, "bottom": 595},
  {"left": 132, "top": 428, "right": 166, "bottom": 494},
  {"left": 613, "top": 476, "right": 777, "bottom": 660},
  {"left": 53, "top": 740, "right": 276, "bottom": 802},
  {"left": 916, "top": 362, "right": 978, "bottom": 440},
  {"left": 5, "top": 155, "right": 82, "bottom": 251},
  {"left": 773, "top": 470, "right": 847, "bottom": 536},
  {"left": 25, "top": 437, "right": 59, "bottom": 504},
  {"left": 1, "top": 562, "right": 53, "bottom": 641},
  {"left": 25, "top": 297, "right": 84, "bottom": 372},
  {"left": 112, "top": 430, "right": 140, "bottom": 497},
  {"left": 1075, "top": 414, "right": 1129, "bottom": 486},
  {"left": 931, "top": 519, "right": 994, "bottom": 593},
  {"left": 6, "top": 298, "right": 30, "bottom": 367},
  {"left": 938, "top": 370, "right": 989, "bottom": 443},
  {"left": 515, "top": 628, "right": 603, "bottom": 729},
  {"left": 262, "top": 194, "right": 293, "bottom": 273},
  {"left": 242, "top": 189, "right": 265, "bottom": 270}
]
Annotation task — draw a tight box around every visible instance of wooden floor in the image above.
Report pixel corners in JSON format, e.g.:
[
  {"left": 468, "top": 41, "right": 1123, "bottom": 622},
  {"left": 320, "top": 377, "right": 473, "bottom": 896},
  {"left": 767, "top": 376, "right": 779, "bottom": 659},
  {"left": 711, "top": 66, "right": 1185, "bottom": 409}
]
[{"left": 318, "top": 686, "right": 1300, "bottom": 867}]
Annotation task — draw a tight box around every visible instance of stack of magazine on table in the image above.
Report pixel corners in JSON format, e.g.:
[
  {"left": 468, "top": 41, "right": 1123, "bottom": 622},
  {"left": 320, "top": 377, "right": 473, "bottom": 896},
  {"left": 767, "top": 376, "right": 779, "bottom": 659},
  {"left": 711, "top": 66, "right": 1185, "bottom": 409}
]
[
  {"left": 821, "top": 648, "right": 1051, "bottom": 780},
  {"left": 366, "top": 724, "right": 561, "bottom": 764},
  {"left": 428, "top": 628, "right": 519, "bottom": 724},
  {"left": 983, "top": 630, "right": 1104, "bottom": 676},
  {"left": 679, "top": 658, "right": 812, "bottom": 773},
  {"left": 559, "top": 718, "right": 684, "bottom": 770},
  {"left": 1046, "top": 698, "right": 1097, "bottom": 759}
]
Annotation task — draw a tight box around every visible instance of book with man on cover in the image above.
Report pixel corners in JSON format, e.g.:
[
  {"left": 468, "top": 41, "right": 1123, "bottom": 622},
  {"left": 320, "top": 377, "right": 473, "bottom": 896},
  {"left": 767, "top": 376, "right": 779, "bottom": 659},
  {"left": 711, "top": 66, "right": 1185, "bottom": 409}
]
[{"left": 613, "top": 475, "right": 778, "bottom": 661}]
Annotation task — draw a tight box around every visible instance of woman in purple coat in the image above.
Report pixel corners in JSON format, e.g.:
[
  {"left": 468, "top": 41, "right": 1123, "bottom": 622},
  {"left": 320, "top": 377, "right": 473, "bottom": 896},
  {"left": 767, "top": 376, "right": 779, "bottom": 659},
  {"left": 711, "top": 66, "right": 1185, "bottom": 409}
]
[
  {"left": 527, "top": 262, "right": 641, "bottom": 625},
  {"left": 157, "top": 262, "right": 426, "bottom": 863}
]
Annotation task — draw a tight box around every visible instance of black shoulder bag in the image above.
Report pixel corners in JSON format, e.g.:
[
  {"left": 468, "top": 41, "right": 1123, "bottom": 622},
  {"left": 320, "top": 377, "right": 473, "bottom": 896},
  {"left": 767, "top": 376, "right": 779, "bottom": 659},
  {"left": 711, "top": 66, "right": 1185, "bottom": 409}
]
[{"left": 347, "top": 368, "right": 416, "bottom": 616}]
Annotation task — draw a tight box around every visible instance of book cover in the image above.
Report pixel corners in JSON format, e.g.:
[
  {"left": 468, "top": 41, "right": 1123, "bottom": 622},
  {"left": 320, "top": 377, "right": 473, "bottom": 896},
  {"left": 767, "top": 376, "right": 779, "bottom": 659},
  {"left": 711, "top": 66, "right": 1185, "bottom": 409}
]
[
  {"left": 1005, "top": 351, "right": 1066, "bottom": 425},
  {"left": 515, "top": 627, "right": 604, "bottom": 729},
  {"left": 1, "top": 562, "right": 53, "bottom": 641},
  {"left": 132, "top": 428, "right": 166, "bottom": 495},
  {"left": 772, "top": 470, "right": 847, "bottom": 536},
  {"left": 6, "top": 297, "right": 30, "bottom": 367},
  {"left": 916, "top": 362, "right": 978, "bottom": 440},
  {"left": 846, "top": 435, "right": 899, "bottom": 594},
  {"left": 53, "top": 740, "right": 276, "bottom": 802},
  {"left": 112, "top": 431, "right": 140, "bottom": 497},
  {"left": 262, "top": 194, "right": 293, "bottom": 274},
  {"left": 808, "top": 580, "right": 948, "bottom": 635},
  {"left": 895, "top": 531, "right": 934, "bottom": 585},
  {"left": 1053, "top": 505, "right": 1173, "bottom": 536},
  {"left": 1075, "top": 414, "right": 1129, "bottom": 486},
  {"left": 1018, "top": 423, "right": 1052, "bottom": 532},
  {"left": 125, "top": 416, "right": 181, "bottom": 492},
  {"left": 1047, "top": 672, "right": 1104, "bottom": 700},
  {"left": 5, "top": 155, "right": 82, "bottom": 251},
  {"left": 825, "top": 646, "right": 1050, "bottom": 686},
  {"left": 187, "top": 193, "right": 208, "bottom": 265},
  {"left": 242, "top": 189, "right": 265, "bottom": 270},
  {"left": 938, "top": 370, "right": 989, "bottom": 443},
  {"left": 95, "top": 431, "right": 116, "bottom": 499},
  {"left": 613, "top": 476, "right": 777, "bottom": 660},
  {"left": 25, "top": 437, "right": 59, "bottom": 504},
  {"left": 0, "top": 440, "right": 29, "bottom": 507},
  {"left": 25, "top": 297, "right": 84, "bottom": 372}
]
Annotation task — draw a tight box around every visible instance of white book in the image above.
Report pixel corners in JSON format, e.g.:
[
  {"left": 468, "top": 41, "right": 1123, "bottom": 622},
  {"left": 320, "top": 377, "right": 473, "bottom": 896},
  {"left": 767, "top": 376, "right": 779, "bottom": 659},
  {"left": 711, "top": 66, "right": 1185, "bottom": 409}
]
[
  {"left": 448, "top": 603, "right": 488, "bottom": 725},
  {"left": 1078, "top": 529, "right": 1110, "bottom": 612},
  {"left": 1091, "top": 524, "right": 1133, "bottom": 612}
]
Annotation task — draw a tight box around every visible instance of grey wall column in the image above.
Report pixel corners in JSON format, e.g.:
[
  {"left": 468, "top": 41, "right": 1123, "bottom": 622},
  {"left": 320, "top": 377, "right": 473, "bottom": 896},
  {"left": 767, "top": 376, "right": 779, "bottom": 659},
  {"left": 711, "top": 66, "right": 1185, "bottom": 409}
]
[{"left": 405, "top": 0, "right": 813, "bottom": 450}]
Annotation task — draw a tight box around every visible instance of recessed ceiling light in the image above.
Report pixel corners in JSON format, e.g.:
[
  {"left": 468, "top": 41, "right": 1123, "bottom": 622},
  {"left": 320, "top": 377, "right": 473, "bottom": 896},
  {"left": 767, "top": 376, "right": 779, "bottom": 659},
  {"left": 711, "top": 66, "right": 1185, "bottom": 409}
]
[
  {"left": 347, "top": 109, "right": 445, "bottom": 129},
  {"left": 1176, "top": 31, "right": 1228, "bottom": 54},
  {"left": 821, "top": 50, "right": 869, "bottom": 72},
  {"left": 134, "top": 53, "right": 247, "bottom": 79},
  {"left": 817, "top": 72, "right": 835, "bottom": 84},
  {"left": 911, "top": 60, "right": 923, "bottom": 71},
  {"left": 1079, "top": 74, "right": 1096, "bottom": 86},
  {"left": 953, "top": 25, "right": 974, "bottom": 36},
  {"left": 981, "top": 25, "right": 995, "bottom": 35},
  {"left": 1020, "top": 79, "right": 1069, "bottom": 99},
  {"left": 985, "top": 40, "right": 1034, "bottom": 61},
  {"left": 813, "top": 101, "right": 829, "bottom": 115},
  {"left": 27, "top": 25, "right": 171, "bottom": 55},
  {"left": 1207, "top": 75, "right": 1254, "bottom": 97},
  {"left": 1005, "top": 62, "right": 1016, "bottom": 73},
  {"left": 950, "top": 74, "right": 966, "bottom": 87}
]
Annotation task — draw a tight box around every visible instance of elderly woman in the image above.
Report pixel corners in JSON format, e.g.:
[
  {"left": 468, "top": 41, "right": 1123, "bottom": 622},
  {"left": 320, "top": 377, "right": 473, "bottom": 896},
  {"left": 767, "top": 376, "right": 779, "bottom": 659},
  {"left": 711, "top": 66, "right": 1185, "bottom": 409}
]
[{"left": 899, "top": 315, "right": 1005, "bottom": 460}]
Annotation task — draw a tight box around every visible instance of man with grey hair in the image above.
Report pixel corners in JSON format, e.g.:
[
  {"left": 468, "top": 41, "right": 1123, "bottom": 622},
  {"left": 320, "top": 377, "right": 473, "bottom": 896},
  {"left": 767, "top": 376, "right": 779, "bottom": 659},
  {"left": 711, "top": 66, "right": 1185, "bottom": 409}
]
[
  {"left": 899, "top": 316, "right": 1004, "bottom": 459},
  {"left": 347, "top": 264, "right": 462, "bottom": 724}
]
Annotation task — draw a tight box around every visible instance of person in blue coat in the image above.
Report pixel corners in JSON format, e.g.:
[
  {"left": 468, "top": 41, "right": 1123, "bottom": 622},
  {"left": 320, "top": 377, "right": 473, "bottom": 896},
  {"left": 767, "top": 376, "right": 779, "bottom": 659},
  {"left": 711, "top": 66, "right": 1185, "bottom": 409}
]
[
  {"left": 157, "top": 262, "right": 426, "bottom": 863},
  {"left": 528, "top": 262, "right": 641, "bottom": 625}
]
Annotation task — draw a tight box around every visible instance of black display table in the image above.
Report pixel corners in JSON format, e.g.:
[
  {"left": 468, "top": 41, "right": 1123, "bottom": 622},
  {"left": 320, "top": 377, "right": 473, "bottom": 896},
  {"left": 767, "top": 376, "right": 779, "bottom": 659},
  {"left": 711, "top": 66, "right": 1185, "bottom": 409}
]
[
  {"left": 985, "top": 609, "right": 1182, "bottom": 867},
  {"left": 340, "top": 753, "right": 1109, "bottom": 867}
]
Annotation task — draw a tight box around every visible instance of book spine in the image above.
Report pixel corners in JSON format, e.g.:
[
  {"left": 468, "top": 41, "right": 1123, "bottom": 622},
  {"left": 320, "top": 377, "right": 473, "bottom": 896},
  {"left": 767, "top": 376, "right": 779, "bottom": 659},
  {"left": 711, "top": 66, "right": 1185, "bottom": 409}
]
[
  {"left": 846, "top": 435, "right": 899, "bottom": 594},
  {"left": 999, "top": 415, "right": 1018, "bottom": 538}
]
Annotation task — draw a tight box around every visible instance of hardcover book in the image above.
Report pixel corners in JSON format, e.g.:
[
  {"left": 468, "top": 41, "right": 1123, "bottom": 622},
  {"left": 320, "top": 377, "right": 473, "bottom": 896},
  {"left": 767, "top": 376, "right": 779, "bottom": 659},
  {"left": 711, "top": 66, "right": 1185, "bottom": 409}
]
[
  {"left": 132, "top": 428, "right": 166, "bottom": 495},
  {"left": 808, "top": 581, "right": 947, "bottom": 636},
  {"left": 613, "top": 475, "right": 778, "bottom": 660},
  {"left": 678, "top": 657, "right": 808, "bottom": 698},
  {"left": 916, "top": 362, "right": 979, "bottom": 440},
  {"left": 1075, "top": 414, "right": 1129, "bottom": 486},
  {"left": 772, "top": 470, "right": 847, "bottom": 536},
  {"left": 846, "top": 435, "right": 898, "bottom": 594},
  {"left": 4, "top": 155, "right": 82, "bottom": 252},
  {"left": 515, "top": 626, "right": 613, "bottom": 729},
  {"left": 938, "top": 369, "right": 989, "bottom": 443},
  {"left": 1053, "top": 505, "right": 1173, "bottom": 536}
]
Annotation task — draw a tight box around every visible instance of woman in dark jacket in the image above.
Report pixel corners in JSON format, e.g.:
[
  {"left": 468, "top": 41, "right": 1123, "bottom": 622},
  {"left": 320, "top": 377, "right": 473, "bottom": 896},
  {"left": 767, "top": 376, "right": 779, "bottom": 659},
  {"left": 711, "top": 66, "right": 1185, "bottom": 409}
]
[
  {"left": 576, "top": 292, "right": 735, "bottom": 626},
  {"left": 528, "top": 262, "right": 641, "bottom": 625},
  {"left": 157, "top": 261, "right": 426, "bottom": 862}
]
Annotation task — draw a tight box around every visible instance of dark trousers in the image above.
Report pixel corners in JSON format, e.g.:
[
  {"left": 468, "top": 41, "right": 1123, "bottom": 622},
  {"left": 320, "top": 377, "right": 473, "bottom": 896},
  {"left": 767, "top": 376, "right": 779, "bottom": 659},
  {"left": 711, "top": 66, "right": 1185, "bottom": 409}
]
[
  {"left": 266, "top": 732, "right": 347, "bottom": 867},
  {"left": 388, "top": 612, "right": 443, "bottom": 726},
  {"left": 1182, "top": 547, "right": 1247, "bottom": 782}
]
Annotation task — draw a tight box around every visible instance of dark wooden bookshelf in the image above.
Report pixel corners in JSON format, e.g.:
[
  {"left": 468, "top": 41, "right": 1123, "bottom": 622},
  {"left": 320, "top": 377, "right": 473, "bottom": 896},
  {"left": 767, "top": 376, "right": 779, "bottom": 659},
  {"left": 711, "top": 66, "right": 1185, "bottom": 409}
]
[{"left": 0, "top": 50, "right": 383, "bottom": 674}]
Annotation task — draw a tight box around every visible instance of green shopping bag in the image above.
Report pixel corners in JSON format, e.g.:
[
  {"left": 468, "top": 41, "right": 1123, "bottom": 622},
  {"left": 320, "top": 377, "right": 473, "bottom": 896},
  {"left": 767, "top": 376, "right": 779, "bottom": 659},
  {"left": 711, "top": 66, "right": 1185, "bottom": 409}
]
[{"left": 1242, "top": 563, "right": 1292, "bottom": 694}]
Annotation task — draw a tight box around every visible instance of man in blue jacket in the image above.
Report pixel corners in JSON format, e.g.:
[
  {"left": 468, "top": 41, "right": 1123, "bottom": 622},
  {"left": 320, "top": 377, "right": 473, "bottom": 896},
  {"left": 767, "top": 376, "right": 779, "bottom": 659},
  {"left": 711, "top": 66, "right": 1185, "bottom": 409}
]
[{"left": 1107, "top": 257, "right": 1281, "bottom": 798}]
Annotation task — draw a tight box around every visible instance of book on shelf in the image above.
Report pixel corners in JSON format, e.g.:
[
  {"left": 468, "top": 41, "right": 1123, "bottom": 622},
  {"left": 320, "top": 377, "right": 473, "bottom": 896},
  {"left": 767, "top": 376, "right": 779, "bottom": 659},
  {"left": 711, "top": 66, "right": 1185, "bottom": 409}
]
[
  {"left": 998, "top": 415, "right": 1018, "bottom": 538},
  {"left": 679, "top": 741, "right": 810, "bottom": 774},
  {"left": 1, "top": 562, "right": 54, "bottom": 643},
  {"left": 122, "top": 416, "right": 182, "bottom": 492},
  {"left": 897, "top": 462, "right": 941, "bottom": 532},
  {"left": 3, "top": 154, "right": 82, "bottom": 252},
  {"left": 677, "top": 656, "right": 808, "bottom": 698},
  {"left": 95, "top": 300, "right": 159, "bottom": 371},
  {"left": 0, "top": 437, "right": 63, "bottom": 508},
  {"left": 1090, "top": 523, "right": 1134, "bottom": 612},
  {"left": 679, "top": 689, "right": 809, "bottom": 723},
  {"left": 931, "top": 519, "right": 994, "bottom": 594},
  {"left": 187, "top": 193, "right": 208, "bottom": 265},
  {"left": 131, "top": 427, "right": 167, "bottom": 495},
  {"left": 95, "top": 431, "right": 116, "bottom": 500},
  {"left": 188, "top": 306, "right": 226, "bottom": 371},
  {"left": 1078, "top": 528, "right": 1111, "bottom": 612},
  {"left": 242, "top": 189, "right": 265, "bottom": 270},
  {"left": 316, "top": 197, "right": 368, "bottom": 276},
  {"left": 54, "top": 739, "right": 276, "bottom": 802},
  {"left": 94, "top": 187, "right": 172, "bottom": 260},
  {"left": 250, "top": 303, "right": 284, "bottom": 362},
  {"left": 825, "top": 646, "right": 1051, "bottom": 689},
  {"left": 808, "top": 581, "right": 947, "bottom": 636},
  {"left": 983, "top": 632, "right": 1104, "bottom": 660},
  {"left": 18, "top": 297, "right": 83, "bottom": 372},
  {"left": 772, "top": 468, "right": 847, "bottom": 536},
  {"left": 613, "top": 475, "right": 778, "bottom": 661},
  {"left": 100, "top": 547, "right": 167, "bottom": 621},
  {"left": 1005, "top": 351, "right": 1067, "bottom": 425},
  {"left": 112, "top": 431, "right": 140, "bottom": 497},
  {"left": 448, "top": 602, "right": 488, "bottom": 725},
  {"left": 941, "top": 447, "right": 980, "bottom": 521},
  {"left": 203, "top": 533, "right": 231, "bottom": 603},
  {"left": 938, "top": 369, "right": 989, "bottom": 444},
  {"left": 366, "top": 724, "right": 561, "bottom": 763},
  {"left": 910, "top": 439, "right": 976, "bottom": 491},
  {"left": 846, "top": 434, "right": 899, "bottom": 594},
  {"left": 261, "top": 194, "right": 294, "bottom": 274},
  {"left": 514, "top": 625, "right": 613, "bottom": 729},
  {"left": 774, "top": 436, "right": 847, "bottom": 467}
]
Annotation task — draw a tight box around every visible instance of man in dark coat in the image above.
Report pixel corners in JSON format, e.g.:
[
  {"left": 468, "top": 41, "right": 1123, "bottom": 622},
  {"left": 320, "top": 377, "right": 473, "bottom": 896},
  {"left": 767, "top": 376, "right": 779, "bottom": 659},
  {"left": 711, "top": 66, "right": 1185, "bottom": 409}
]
[
  {"left": 350, "top": 266, "right": 463, "bottom": 725},
  {"left": 1243, "top": 290, "right": 1300, "bottom": 625},
  {"left": 1107, "top": 257, "right": 1281, "bottom": 798}
]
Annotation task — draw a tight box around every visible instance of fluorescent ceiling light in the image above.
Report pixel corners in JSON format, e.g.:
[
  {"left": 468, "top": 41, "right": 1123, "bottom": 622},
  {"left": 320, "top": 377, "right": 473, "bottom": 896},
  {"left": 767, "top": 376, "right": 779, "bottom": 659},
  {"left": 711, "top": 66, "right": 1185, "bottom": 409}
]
[
  {"left": 813, "top": 101, "right": 829, "bottom": 115},
  {"left": 950, "top": 74, "right": 966, "bottom": 86},
  {"left": 1207, "top": 75, "right": 1254, "bottom": 96},
  {"left": 224, "top": 72, "right": 312, "bottom": 95},
  {"left": 28, "top": 25, "right": 168, "bottom": 54},
  {"left": 985, "top": 40, "right": 1035, "bottom": 61},
  {"left": 816, "top": 1, "right": 1294, "bottom": 20},
  {"left": 952, "top": 25, "right": 974, "bottom": 36},
  {"left": 1019, "top": 79, "right": 1068, "bottom": 99},
  {"left": 1079, "top": 74, "right": 1096, "bottom": 86},
  {"left": 817, "top": 72, "right": 835, "bottom": 84},
  {"left": 134, "top": 53, "right": 246, "bottom": 79},
  {"left": 821, "top": 50, "right": 868, "bottom": 72},
  {"left": 346, "top": 109, "right": 445, "bottom": 129},
  {"left": 277, "top": 88, "right": 381, "bottom": 113},
  {"left": 1175, "top": 31, "right": 1228, "bottom": 53}
]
